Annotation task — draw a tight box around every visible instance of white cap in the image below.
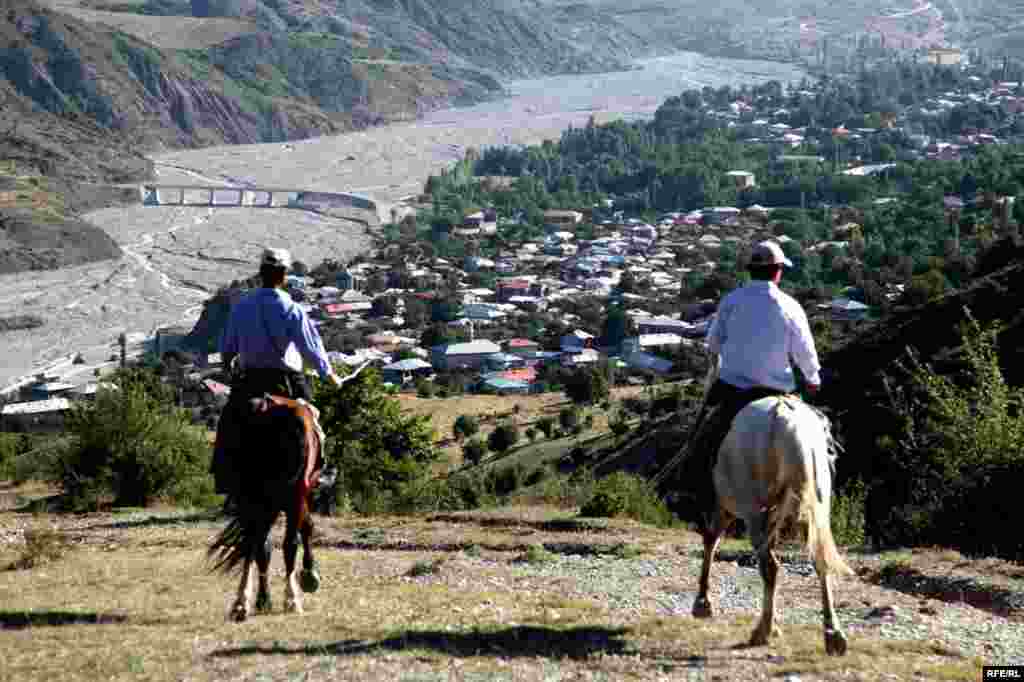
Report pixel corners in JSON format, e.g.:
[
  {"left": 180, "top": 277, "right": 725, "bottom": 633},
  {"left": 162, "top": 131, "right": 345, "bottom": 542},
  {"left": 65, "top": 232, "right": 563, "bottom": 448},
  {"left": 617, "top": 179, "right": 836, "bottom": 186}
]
[
  {"left": 260, "top": 248, "right": 292, "bottom": 270},
  {"left": 749, "top": 240, "right": 793, "bottom": 268}
]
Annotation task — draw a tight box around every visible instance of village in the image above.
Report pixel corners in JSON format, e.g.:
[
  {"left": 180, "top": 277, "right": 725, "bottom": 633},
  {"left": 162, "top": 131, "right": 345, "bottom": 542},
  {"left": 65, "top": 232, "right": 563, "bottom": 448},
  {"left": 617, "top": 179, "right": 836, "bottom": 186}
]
[{"left": 3, "top": 57, "right": 1022, "bottom": 435}]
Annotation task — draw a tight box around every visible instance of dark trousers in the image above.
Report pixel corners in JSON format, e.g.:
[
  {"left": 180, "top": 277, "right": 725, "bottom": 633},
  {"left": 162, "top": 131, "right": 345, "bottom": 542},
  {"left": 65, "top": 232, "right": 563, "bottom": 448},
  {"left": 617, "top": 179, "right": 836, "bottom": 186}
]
[{"left": 211, "top": 369, "right": 312, "bottom": 495}]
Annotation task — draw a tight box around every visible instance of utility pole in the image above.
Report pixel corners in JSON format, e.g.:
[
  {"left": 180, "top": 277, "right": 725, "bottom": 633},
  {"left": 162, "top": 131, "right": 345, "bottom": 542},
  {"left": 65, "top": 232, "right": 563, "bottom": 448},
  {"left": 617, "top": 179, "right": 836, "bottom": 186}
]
[{"left": 118, "top": 333, "right": 127, "bottom": 369}]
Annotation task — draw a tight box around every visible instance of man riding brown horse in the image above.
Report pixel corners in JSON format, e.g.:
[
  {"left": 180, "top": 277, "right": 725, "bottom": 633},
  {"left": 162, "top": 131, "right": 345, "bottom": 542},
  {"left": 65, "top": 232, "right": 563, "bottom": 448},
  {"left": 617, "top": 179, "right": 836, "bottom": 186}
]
[
  {"left": 212, "top": 248, "right": 343, "bottom": 502},
  {"left": 689, "top": 240, "right": 822, "bottom": 528}
]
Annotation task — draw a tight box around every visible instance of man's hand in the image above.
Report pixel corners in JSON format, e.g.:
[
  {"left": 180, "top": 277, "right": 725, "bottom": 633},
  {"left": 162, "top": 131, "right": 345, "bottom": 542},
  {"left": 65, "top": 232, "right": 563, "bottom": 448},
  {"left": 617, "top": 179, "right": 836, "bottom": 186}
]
[{"left": 328, "top": 373, "right": 343, "bottom": 388}]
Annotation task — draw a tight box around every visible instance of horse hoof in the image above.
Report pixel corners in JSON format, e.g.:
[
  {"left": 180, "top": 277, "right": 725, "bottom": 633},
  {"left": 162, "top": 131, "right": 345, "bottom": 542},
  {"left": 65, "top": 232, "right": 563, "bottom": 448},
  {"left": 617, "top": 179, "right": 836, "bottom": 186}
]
[
  {"left": 255, "top": 593, "right": 272, "bottom": 614},
  {"left": 825, "top": 629, "right": 848, "bottom": 656},
  {"left": 299, "top": 567, "right": 321, "bottom": 594},
  {"left": 692, "top": 597, "right": 714, "bottom": 619},
  {"left": 285, "top": 598, "right": 304, "bottom": 615},
  {"left": 231, "top": 603, "right": 249, "bottom": 623}
]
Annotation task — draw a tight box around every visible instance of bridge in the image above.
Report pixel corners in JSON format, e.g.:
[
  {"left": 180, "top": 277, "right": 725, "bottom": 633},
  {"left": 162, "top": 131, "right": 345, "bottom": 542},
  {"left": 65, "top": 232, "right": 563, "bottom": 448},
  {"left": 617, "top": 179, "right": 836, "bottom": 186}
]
[{"left": 139, "top": 184, "right": 381, "bottom": 227}]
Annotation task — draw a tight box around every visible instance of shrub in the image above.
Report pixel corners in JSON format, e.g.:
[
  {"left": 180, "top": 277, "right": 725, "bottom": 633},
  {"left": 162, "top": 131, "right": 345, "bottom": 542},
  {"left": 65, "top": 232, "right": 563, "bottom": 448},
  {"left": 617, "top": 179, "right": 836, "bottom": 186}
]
[
  {"left": 317, "top": 369, "right": 439, "bottom": 511},
  {"left": 579, "top": 472, "right": 676, "bottom": 527},
  {"left": 452, "top": 414, "right": 480, "bottom": 441},
  {"left": 492, "top": 463, "right": 524, "bottom": 496},
  {"left": 55, "top": 371, "right": 213, "bottom": 509},
  {"left": 462, "top": 438, "right": 487, "bottom": 466},
  {"left": 831, "top": 478, "right": 867, "bottom": 547},
  {"left": 609, "top": 411, "right": 631, "bottom": 439},
  {"left": 519, "top": 542, "right": 555, "bottom": 565},
  {"left": 407, "top": 557, "right": 446, "bottom": 577},
  {"left": 621, "top": 396, "right": 648, "bottom": 416},
  {"left": 559, "top": 406, "right": 580, "bottom": 433},
  {"left": 525, "top": 427, "right": 538, "bottom": 443},
  {"left": 535, "top": 416, "right": 556, "bottom": 439},
  {"left": 563, "top": 368, "right": 610, "bottom": 405},
  {"left": 9, "top": 529, "right": 71, "bottom": 570},
  {"left": 879, "top": 311, "right": 1024, "bottom": 557},
  {"left": 487, "top": 422, "right": 520, "bottom": 454},
  {"left": 415, "top": 379, "right": 435, "bottom": 398}
]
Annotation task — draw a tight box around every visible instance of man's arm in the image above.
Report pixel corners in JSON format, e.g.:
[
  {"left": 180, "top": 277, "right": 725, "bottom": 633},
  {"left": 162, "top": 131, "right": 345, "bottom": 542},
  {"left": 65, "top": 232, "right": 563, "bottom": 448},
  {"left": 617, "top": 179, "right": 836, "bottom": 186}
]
[
  {"left": 288, "top": 307, "right": 335, "bottom": 380},
  {"left": 788, "top": 308, "right": 822, "bottom": 391}
]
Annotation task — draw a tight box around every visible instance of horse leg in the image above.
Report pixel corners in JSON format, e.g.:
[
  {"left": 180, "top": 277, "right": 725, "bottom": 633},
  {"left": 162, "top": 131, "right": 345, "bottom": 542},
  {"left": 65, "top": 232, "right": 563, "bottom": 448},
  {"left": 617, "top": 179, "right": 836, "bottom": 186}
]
[
  {"left": 820, "top": 570, "right": 848, "bottom": 655},
  {"left": 749, "top": 514, "right": 782, "bottom": 646},
  {"left": 298, "top": 501, "right": 321, "bottom": 594},
  {"left": 283, "top": 507, "right": 303, "bottom": 614},
  {"left": 255, "top": 535, "right": 273, "bottom": 614},
  {"left": 693, "top": 505, "right": 732, "bottom": 618},
  {"left": 230, "top": 557, "right": 255, "bottom": 622}
]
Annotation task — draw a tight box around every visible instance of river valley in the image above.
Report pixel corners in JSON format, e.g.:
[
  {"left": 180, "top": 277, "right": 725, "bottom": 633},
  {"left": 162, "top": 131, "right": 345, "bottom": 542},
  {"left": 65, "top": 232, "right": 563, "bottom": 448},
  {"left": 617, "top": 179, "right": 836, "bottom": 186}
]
[{"left": 0, "top": 52, "right": 806, "bottom": 389}]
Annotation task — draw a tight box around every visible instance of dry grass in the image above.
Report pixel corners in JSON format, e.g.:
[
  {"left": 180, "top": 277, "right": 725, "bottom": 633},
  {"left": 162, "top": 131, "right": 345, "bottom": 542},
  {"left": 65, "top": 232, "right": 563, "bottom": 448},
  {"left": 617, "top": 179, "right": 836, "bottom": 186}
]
[
  {"left": 0, "top": 483, "right": 995, "bottom": 681},
  {"left": 398, "top": 385, "right": 655, "bottom": 463}
]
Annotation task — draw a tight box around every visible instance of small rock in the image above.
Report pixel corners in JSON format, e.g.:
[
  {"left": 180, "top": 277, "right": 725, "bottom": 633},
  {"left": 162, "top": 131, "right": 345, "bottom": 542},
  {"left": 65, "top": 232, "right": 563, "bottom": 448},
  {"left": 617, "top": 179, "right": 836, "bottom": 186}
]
[
  {"left": 784, "top": 675, "right": 802, "bottom": 682},
  {"left": 919, "top": 605, "right": 938, "bottom": 615},
  {"left": 866, "top": 604, "right": 900, "bottom": 619}
]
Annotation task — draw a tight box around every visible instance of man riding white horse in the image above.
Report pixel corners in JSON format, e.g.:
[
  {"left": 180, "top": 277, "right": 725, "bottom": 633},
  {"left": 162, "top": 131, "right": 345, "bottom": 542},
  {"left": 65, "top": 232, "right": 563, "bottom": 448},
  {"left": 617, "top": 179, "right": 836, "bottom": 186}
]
[
  {"left": 692, "top": 239, "right": 822, "bottom": 527},
  {"left": 212, "top": 248, "right": 343, "bottom": 501}
]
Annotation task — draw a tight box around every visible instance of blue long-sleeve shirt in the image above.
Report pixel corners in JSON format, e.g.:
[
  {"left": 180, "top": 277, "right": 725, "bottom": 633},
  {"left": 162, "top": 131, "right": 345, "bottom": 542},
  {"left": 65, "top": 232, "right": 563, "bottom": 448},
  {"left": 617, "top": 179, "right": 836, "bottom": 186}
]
[{"left": 220, "top": 288, "right": 332, "bottom": 379}]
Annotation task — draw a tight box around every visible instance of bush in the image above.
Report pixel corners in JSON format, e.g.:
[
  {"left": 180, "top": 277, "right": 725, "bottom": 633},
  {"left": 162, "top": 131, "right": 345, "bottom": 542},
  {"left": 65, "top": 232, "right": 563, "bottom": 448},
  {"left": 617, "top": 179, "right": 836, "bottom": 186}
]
[
  {"left": 462, "top": 438, "right": 487, "bottom": 466},
  {"left": 609, "top": 411, "right": 631, "bottom": 439},
  {"left": 536, "top": 416, "right": 556, "bottom": 439},
  {"left": 488, "top": 422, "right": 520, "bottom": 454},
  {"left": 316, "top": 368, "right": 439, "bottom": 511},
  {"left": 492, "top": 463, "right": 524, "bottom": 496},
  {"left": 559, "top": 406, "right": 581, "bottom": 433},
  {"left": 55, "top": 371, "right": 213, "bottom": 510},
  {"left": 452, "top": 414, "right": 480, "bottom": 441},
  {"left": 579, "top": 472, "right": 676, "bottom": 527},
  {"left": 621, "top": 396, "right": 649, "bottom": 416},
  {"left": 525, "top": 427, "right": 538, "bottom": 443},
  {"left": 831, "top": 478, "right": 867, "bottom": 547},
  {"left": 415, "top": 379, "right": 435, "bottom": 398},
  {"left": 563, "top": 367, "right": 610, "bottom": 405},
  {"left": 878, "top": 312, "right": 1024, "bottom": 558}
]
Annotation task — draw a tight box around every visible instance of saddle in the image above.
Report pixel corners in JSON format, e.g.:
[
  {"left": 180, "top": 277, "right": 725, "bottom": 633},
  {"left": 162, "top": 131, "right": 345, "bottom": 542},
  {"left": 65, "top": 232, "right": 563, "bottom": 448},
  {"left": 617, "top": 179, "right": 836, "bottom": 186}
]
[{"left": 212, "top": 393, "right": 326, "bottom": 496}]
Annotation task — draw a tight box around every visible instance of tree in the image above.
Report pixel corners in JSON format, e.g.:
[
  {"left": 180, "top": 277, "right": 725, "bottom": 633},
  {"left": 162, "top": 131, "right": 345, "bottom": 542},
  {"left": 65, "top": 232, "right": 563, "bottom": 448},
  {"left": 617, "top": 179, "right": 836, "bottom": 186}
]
[
  {"left": 601, "top": 305, "right": 631, "bottom": 349},
  {"left": 56, "top": 369, "right": 211, "bottom": 509},
  {"left": 488, "top": 422, "right": 520, "bottom": 454},
  {"left": 559, "top": 406, "right": 581, "bottom": 433},
  {"left": 462, "top": 438, "right": 487, "bottom": 466},
  {"left": 453, "top": 414, "right": 480, "bottom": 442},
  {"left": 315, "top": 369, "right": 438, "bottom": 509},
  {"left": 536, "top": 416, "right": 556, "bottom": 439},
  {"left": 563, "top": 368, "right": 610, "bottom": 406}
]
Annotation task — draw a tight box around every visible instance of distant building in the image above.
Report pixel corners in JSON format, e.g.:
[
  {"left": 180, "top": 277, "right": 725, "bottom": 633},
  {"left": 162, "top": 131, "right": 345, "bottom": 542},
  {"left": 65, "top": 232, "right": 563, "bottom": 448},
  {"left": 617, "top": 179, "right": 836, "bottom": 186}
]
[
  {"left": 1, "top": 398, "right": 71, "bottom": 433},
  {"left": 155, "top": 325, "right": 192, "bottom": 357},
  {"left": 430, "top": 340, "right": 503, "bottom": 370},
  {"left": 926, "top": 47, "right": 962, "bottom": 66},
  {"left": 725, "top": 170, "right": 756, "bottom": 189},
  {"left": 335, "top": 267, "right": 363, "bottom": 292},
  {"left": 543, "top": 210, "right": 584, "bottom": 231}
]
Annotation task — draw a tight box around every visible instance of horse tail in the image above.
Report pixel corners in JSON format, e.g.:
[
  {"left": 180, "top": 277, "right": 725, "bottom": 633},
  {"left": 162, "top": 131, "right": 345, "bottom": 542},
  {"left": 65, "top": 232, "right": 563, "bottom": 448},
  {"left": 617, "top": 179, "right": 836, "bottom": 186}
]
[
  {"left": 207, "top": 503, "right": 278, "bottom": 574},
  {"left": 793, "top": 403, "right": 854, "bottom": 578}
]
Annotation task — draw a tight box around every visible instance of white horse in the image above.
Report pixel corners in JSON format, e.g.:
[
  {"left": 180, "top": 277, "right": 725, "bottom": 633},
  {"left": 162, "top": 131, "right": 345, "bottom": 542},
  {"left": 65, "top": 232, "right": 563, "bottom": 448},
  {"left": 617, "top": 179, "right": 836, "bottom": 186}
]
[{"left": 691, "top": 366, "right": 853, "bottom": 656}]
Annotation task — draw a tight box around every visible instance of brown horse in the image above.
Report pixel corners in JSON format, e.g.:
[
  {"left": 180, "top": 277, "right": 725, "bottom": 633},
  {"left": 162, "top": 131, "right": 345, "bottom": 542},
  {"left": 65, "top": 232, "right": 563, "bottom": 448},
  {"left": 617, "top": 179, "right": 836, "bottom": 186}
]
[{"left": 208, "top": 394, "right": 325, "bottom": 621}]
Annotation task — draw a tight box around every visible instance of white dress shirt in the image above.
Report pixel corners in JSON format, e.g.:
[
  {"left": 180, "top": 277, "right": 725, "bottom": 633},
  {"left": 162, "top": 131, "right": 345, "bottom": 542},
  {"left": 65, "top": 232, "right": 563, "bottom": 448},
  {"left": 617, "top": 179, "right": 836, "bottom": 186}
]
[{"left": 706, "top": 280, "right": 821, "bottom": 392}]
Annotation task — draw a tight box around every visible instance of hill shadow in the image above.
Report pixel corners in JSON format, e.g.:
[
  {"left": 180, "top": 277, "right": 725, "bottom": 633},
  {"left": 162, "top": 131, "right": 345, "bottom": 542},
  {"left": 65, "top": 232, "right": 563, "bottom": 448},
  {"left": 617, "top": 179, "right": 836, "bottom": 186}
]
[
  {"left": 0, "top": 611, "right": 131, "bottom": 629},
  {"left": 212, "top": 625, "right": 632, "bottom": 660}
]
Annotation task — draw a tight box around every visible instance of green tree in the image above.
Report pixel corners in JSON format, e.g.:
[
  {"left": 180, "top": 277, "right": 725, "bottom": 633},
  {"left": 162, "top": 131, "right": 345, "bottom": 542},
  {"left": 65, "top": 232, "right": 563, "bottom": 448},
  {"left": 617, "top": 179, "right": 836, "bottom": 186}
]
[
  {"left": 462, "top": 438, "right": 487, "bottom": 466},
  {"left": 453, "top": 414, "right": 480, "bottom": 442},
  {"left": 316, "top": 368, "right": 438, "bottom": 510},
  {"left": 563, "top": 367, "right": 610, "bottom": 406},
  {"left": 487, "top": 422, "right": 520, "bottom": 454},
  {"left": 56, "top": 370, "right": 212, "bottom": 509}
]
